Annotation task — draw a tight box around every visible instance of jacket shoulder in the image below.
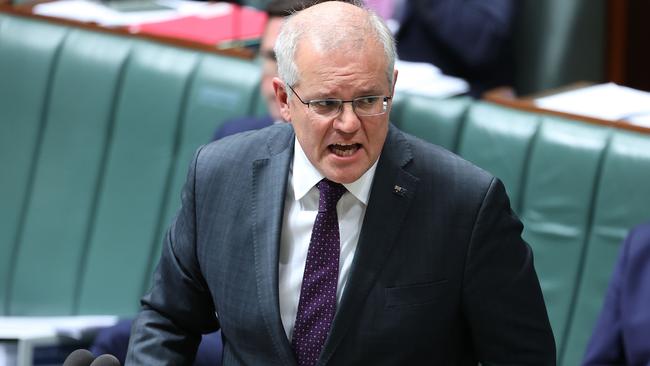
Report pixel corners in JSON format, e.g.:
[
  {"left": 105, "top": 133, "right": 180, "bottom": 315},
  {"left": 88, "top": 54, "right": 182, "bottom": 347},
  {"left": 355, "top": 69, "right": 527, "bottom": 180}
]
[
  {"left": 395, "top": 128, "right": 495, "bottom": 186},
  {"left": 199, "top": 123, "right": 293, "bottom": 167}
]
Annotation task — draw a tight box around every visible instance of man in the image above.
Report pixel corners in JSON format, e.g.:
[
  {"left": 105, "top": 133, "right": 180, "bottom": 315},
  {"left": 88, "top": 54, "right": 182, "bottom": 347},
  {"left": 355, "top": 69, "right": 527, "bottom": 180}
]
[
  {"left": 127, "top": 2, "right": 555, "bottom": 365},
  {"left": 582, "top": 222, "right": 650, "bottom": 365}
]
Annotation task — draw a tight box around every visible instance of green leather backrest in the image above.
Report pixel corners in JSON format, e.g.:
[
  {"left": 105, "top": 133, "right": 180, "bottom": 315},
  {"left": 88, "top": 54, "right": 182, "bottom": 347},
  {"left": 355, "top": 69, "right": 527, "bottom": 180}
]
[
  {"left": 147, "top": 53, "right": 262, "bottom": 288},
  {"left": 76, "top": 42, "right": 200, "bottom": 316},
  {"left": 0, "top": 15, "right": 259, "bottom": 315},
  {"left": 253, "top": 88, "right": 269, "bottom": 117},
  {"left": 250, "top": 56, "right": 269, "bottom": 118},
  {"left": 518, "top": 116, "right": 610, "bottom": 350},
  {"left": 0, "top": 16, "right": 68, "bottom": 315},
  {"left": 8, "top": 29, "right": 132, "bottom": 315},
  {"left": 391, "top": 93, "right": 471, "bottom": 151},
  {"left": 561, "top": 131, "right": 650, "bottom": 365},
  {"left": 0, "top": 13, "right": 262, "bottom": 316},
  {"left": 458, "top": 102, "right": 540, "bottom": 212}
]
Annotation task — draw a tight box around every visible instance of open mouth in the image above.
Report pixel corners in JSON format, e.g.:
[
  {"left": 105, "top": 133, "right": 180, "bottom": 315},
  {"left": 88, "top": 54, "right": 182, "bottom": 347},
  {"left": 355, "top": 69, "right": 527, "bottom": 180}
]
[{"left": 329, "top": 143, "right": 361, "bottom": 157}]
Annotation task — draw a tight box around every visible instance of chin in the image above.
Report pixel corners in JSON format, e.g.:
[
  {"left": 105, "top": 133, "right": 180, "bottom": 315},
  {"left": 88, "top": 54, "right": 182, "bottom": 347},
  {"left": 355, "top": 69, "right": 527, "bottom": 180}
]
[{"left": 323, "top": 170, "right": 364, "bottom": 185}]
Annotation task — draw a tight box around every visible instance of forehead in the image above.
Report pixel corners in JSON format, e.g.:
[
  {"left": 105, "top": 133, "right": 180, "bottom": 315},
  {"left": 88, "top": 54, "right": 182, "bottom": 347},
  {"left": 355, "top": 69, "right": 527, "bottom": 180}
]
[{"left": 294, "top": 37, "right": 389, "bottom": 93}]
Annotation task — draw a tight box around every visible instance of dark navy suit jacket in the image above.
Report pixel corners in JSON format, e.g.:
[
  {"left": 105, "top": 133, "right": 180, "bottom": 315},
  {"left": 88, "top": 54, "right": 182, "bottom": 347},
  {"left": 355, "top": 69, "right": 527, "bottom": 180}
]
[
  {"left": 126, "top": 123, "right": 555, "bottom": 365},
  {"left": 396, "top": 0, "right": 516, "bottom": 97},
  {"left": 582, "top": 222, "right": 650, "bottom": 365}
]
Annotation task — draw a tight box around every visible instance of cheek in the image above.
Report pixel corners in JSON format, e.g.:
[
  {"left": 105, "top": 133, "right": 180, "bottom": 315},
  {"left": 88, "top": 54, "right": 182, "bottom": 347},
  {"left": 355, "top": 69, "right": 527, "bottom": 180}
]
[
  {"left": 295, "top": 119, "right": 330, "bottom": 150},
  {"left": 366, "top": 121, "right": 389, "bottom": 153}
]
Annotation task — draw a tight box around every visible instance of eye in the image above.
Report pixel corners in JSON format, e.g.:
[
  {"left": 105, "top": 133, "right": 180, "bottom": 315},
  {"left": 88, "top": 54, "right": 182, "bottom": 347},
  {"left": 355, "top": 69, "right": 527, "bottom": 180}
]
[
  {"left": 311, "top": 99, "right": 340, "bottom": 108},
  {"left": 356, "top": 96, "right": 381, "bottom": 105}
]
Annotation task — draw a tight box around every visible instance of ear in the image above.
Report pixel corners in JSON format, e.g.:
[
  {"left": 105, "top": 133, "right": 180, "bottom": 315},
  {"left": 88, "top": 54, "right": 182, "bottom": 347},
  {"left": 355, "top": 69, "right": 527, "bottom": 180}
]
[{"left": 273, "top": 77, "right": 292, "bottom": 122}]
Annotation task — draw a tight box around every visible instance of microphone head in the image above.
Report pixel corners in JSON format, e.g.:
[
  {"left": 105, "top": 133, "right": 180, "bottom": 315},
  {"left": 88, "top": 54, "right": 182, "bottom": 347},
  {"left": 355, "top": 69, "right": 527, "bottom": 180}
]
[
  {"left": 62, "top": 349, "right": 95, "bottom": 366},
  {"left": 89, "top": 353, "right": 121, "bottom": 366}
]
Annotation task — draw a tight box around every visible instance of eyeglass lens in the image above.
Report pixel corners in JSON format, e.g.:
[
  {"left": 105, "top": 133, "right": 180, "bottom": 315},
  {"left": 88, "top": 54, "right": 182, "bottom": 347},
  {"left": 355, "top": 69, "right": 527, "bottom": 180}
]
[
  {"left": 309, "top": 97, "right": 387, "bottom": 117},
  {"left": 287, "top": 83, "right": 389, "bottom": 117}
]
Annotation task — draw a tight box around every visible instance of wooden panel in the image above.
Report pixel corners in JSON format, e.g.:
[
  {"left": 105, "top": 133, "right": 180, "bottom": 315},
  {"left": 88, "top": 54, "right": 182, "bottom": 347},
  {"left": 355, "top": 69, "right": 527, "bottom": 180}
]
[
  {"left": 606, "top": 0, "right": 627, "bottom": 84},
  {"left": 625, "top": 0, "right": 650, "bottom": 91},
  {"left": 607, "top": 0, "right": 650, "bottom": 91}
]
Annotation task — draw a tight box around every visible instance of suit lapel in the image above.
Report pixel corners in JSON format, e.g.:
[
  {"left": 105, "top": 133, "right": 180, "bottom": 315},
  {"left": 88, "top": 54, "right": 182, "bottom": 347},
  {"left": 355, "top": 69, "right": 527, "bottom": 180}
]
[
  {"left": 251, "top": 125, "right": 297, "bottom": 364},
  {"left": 321, "top": 126, "right": 420, "bottom": 364}
]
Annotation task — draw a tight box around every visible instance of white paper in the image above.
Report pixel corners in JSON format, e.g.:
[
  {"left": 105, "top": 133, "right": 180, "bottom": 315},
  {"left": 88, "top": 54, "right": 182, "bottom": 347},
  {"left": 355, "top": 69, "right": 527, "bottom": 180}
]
[
  {"left": 629, "top": 114, "right": 650, "bottom": 128},
  {"left": 535, "top": 83, "right": 650, "bottom": 126},
  {"left": 0, "top": 316, "right": 118, "bottom": 341},
  {"left": 393, "top": 59, "right": 469, "bottom": 99}
]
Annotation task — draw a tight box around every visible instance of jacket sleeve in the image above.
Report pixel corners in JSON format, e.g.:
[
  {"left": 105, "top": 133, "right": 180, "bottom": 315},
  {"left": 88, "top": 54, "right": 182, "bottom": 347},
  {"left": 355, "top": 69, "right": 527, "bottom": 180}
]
[
  {"left": 462, "top": 177, "right": 556, "bottom": 365},
  {"left": 581, "top": 231, "right": 629, "bottom": 365},
  {"left": 126, "top": 145, "right": 220, "bottom": 365}
]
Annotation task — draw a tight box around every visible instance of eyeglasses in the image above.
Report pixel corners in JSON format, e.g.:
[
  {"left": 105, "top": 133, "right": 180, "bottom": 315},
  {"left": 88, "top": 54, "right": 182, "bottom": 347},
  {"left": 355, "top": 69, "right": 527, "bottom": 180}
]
[{"left": 286, "top": 84, "right": 391, "bottom": 118}]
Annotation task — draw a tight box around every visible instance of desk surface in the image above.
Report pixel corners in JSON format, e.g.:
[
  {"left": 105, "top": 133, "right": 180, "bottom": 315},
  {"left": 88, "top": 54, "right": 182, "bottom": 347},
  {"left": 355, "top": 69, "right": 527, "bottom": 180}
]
[{"left": 484, "top": 85, "right": 650, "bottom": 135}]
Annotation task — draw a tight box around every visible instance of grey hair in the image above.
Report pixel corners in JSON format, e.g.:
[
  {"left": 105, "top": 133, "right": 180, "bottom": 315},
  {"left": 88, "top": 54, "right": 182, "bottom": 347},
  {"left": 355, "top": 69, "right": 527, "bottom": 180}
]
[{"left": 274, "top": 2, "right": 396, "bottom": 93}]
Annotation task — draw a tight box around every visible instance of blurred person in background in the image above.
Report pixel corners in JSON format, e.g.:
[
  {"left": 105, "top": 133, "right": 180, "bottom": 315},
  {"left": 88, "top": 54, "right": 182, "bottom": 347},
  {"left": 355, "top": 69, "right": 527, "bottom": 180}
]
[
  {"left": 582, "top": 222, "right": 650, "bottom": 365},
  {"left": 365, "top": 0, "right": 516, "bottom": 97},
  {"left": 212, "top": 0, "right": 292, "bottom": 139}
]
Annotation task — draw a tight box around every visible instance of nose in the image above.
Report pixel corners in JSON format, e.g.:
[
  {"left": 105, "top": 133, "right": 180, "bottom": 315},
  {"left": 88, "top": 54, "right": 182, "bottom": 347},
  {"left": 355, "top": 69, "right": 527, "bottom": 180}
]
[{"left": 333, "top": 102, "right": 361, "bottom": 133}]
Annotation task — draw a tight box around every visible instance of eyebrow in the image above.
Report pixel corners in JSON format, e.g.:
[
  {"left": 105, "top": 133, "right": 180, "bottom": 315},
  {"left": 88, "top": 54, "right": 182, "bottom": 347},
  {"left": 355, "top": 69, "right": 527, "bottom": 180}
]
[
  {"left": 306, "top": 84, "right": 385, "bottom": 99},
  {"left": 312, "top": 90, "right": 386, "bottom": 100},
  {"left": 350, "top": 85, "right": 387, "bottom": 97}
]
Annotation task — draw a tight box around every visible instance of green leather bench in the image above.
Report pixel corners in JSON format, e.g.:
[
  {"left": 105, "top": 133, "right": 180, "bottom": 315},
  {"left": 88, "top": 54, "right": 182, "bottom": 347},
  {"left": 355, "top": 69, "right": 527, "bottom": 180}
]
[
  {"left": 2, "top": 10, "right": 650, "bottom": 366},
  {"left": 0, "top": 13, "right": 262, "bottom": 317},
  {"left": 393, "top": 97, "right": 650, "bottom": 365}
]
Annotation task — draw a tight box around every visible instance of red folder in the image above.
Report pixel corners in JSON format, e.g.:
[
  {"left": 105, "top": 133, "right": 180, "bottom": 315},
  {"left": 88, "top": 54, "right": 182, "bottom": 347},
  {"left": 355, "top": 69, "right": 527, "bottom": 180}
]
[{"left": 130, "top": 5, "right": 267, "bottom": 46}]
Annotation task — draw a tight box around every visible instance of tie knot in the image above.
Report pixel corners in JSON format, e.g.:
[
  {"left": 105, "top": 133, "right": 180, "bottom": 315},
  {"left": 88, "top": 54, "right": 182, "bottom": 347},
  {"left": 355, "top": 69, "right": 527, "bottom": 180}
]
[{"left": 317, "top": 179, "right": 346, "bottom": 212}]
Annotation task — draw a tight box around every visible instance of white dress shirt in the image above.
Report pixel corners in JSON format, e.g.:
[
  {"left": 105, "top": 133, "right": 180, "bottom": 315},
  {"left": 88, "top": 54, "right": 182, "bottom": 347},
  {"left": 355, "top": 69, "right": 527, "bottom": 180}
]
[{"left": 278, "top": 138, "right": 378, "bottom": 341}]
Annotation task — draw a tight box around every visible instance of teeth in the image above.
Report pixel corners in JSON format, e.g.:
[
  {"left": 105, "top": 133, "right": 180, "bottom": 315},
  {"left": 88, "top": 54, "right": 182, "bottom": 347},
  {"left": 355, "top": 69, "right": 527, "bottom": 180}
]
[{"left": 330, "top": 144, "right": 359, "bottom": 157}]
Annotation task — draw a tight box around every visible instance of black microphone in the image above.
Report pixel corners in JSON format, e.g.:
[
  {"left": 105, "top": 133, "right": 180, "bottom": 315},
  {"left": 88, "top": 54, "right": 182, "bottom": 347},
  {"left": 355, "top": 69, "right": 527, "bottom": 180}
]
[
  {"left": 89, "top": 354, "right": 121, "bottom": 366},
  {"left": 62, "top": 349, "right": 95, "bottom": 366}
]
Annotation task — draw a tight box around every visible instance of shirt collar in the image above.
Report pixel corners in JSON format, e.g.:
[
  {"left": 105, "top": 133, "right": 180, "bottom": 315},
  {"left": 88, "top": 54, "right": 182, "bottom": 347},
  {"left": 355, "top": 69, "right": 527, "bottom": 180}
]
[{"left": 291, "top": 137, "right": 378, "bottom": 205}]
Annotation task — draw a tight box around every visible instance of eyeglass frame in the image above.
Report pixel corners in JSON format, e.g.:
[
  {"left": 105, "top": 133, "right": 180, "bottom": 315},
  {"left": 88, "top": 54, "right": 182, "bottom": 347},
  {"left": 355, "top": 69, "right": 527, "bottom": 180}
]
[{"left": 285, "top": 83, "right": 392, "bottom": 118}]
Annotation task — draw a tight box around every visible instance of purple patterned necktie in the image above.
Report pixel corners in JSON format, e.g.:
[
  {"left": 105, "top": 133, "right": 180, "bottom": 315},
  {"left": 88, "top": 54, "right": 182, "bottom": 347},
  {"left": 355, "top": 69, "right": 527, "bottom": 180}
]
[{"left": 292, "top": 178, "right": 347, "bottom": 366}]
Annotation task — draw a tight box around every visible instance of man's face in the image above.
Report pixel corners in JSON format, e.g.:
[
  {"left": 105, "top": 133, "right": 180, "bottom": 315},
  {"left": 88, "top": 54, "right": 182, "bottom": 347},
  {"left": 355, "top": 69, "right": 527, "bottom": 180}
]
[
  {"left": 275, "top": 39, "right": 397, "bottom": 184},
  {"left": 259, "top": 16, "right": 283, "bottom": 120}
]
